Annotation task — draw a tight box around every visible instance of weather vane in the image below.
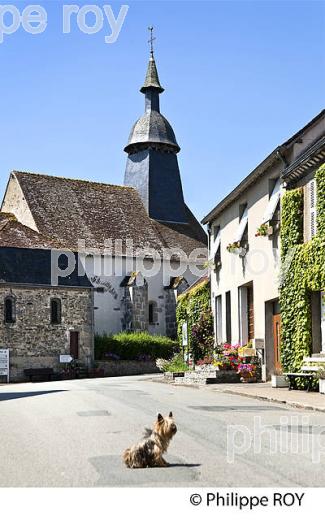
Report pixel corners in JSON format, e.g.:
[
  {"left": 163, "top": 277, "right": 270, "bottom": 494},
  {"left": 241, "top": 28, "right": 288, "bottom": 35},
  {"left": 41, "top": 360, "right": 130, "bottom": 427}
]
[{"left": 148, "top": 26, "right": 156, "bottom": 54}]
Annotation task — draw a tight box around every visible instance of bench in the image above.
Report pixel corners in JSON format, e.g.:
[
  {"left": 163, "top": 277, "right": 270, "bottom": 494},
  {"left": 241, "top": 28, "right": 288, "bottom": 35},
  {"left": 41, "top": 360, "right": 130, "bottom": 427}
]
[
  {"left": 24, "top": 368, "right": 60, "bottom": 382},
  {"left": 285, "top": 363, "right": 320, "bottom": 391}
]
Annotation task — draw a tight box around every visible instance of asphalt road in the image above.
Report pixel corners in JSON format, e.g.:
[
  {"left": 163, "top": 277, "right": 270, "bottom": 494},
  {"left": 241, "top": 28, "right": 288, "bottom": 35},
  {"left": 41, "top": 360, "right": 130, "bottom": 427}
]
[{"left": 0, "top": 375, "right": 325, "bottom": 487}]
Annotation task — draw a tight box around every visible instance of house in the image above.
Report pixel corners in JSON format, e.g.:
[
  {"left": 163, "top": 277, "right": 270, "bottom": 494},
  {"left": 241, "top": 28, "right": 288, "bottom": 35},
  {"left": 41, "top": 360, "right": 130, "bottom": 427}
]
[
  {"left": 0, "top": 49, "right": 207, "bottom": 339},
  {"left": 0, "top": 214, "right": 94, "bottom": 382},
  {"left": 202, "top": 110, "right": 325, "bottom": 380}
]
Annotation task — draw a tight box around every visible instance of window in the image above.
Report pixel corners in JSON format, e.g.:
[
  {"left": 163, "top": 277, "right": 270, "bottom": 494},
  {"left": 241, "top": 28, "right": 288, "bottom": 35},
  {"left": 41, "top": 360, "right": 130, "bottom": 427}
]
[
  {"left": 148, "top": 301, "right": 157, "bottom": 325},
  {"left": 51, "top": 298, "right": 61, "bottom": 324},
  {"left": 4, "top": 296, "right": 15, "bottom": 323},
  {"left": 215, "top": 295, "right": 222, "bottom": 345},
  {"left": 261, "top": 178, "right": 281, "bottom": 224},
  {"left": 225, "top": 291, "right": 232, "bottom": 343}
]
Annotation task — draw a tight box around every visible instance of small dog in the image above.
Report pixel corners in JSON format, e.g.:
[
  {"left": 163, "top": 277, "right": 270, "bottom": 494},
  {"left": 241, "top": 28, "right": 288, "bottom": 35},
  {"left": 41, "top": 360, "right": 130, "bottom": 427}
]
[{"left": 123, "top": 412, "right": 177, "bottom": 468}]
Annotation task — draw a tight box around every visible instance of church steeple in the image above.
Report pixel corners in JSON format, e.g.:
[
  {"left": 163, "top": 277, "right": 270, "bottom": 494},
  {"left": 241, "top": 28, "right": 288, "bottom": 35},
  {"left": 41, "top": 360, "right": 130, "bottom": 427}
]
[{"left": 124, "top": 31, "right": 187, "bottom": 224}]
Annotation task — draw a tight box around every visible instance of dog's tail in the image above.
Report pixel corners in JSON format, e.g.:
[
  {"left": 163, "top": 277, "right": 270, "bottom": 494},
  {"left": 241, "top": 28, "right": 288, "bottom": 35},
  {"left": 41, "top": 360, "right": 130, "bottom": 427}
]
[{"left": 123, "top": 448, "right": 132, "bottom": 468}]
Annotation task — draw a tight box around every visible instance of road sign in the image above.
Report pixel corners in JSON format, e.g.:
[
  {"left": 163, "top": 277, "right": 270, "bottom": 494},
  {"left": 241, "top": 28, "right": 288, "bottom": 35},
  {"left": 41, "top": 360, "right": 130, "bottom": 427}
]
[
  {"left": 60, "top": 354, "right": 73, "bottom": 363},
  {"left": 0, "top": 348, "right": 9, "bottom": 383},
  {"left": 182, "top": 322, "right": 188, "bottom": 346}
]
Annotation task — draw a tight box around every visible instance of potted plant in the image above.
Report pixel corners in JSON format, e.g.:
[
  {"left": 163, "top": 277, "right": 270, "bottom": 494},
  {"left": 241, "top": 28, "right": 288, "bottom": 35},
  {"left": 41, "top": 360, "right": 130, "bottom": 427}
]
[
  {"left": 255, "top": 223, "right": 268, "bottom": 237},
  {"left": 317, "top": 368, "right": 325, "bottom": 394},
  {"left": 237, "top": 362, "right": 257, "bottom": 383},
  {"left": 271, "top": 368, "right": 289, "bottom": 388},
  {"left": 226, "top": 241, "right": 241, "bottom": 253}
]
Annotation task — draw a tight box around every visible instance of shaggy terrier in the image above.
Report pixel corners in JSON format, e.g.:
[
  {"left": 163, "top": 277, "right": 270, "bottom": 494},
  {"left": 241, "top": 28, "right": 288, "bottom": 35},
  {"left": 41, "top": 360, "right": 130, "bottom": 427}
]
[{"left": 123, "top": 412, "right": 177, "bottom": 468}]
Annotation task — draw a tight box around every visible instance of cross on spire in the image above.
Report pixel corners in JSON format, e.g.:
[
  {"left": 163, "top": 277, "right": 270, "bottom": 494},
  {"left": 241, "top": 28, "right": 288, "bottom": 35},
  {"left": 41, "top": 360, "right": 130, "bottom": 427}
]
[{"left": 148, "top": 26, "right": 156, "bottom": 55}]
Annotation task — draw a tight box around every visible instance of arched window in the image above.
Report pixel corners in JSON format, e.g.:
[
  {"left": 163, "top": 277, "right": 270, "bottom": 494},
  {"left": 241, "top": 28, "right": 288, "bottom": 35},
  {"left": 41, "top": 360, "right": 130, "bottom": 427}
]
[
  {"left": 4, "top": 296, "right": 15, "bottom": 324},
  {"left": 148, "top": 301, "right": 157, "bottom": 325},
  {"left": 51, "top": 298, "right": 61, "bottom": 324}
]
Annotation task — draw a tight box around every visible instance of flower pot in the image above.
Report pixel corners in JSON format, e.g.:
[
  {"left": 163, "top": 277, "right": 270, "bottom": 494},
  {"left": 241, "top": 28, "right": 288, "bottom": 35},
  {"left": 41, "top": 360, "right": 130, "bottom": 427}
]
[
  {"left": 271, "top": 374, "right": 289, "bottom": 388},
  {"left": 319, "top": 378, "right": 325, "bottom": 394},
  {"left": 240, "top": 376, "right": 257, "bottom": 383}
]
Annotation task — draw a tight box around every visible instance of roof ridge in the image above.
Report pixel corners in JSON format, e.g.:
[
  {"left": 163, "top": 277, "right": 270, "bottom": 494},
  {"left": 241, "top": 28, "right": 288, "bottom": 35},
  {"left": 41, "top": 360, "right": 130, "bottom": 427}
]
[{"left": 13, "top": 170, "right": 136, "bottom": 191}]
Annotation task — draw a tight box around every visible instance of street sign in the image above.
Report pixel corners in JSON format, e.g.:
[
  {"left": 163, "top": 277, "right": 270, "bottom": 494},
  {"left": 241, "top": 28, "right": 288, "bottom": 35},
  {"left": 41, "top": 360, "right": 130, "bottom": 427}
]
[
  {"left": 60, "top": 354, "right": 73, "bottom": 363},
  {"left": 0, "top": 348, "right": 9, "bottom": 383},
  {"left": 182, "top": 322, "right": 188, "bottom": 346}
]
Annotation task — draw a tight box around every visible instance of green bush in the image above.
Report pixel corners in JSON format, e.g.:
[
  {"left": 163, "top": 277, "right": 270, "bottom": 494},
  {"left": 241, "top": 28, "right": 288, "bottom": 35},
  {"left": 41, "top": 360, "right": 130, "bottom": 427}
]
[
  {"left": 163, "top": 353, "right": 189, "bottom": 373},
  {"left": 95, "top": 331, "right": 178, "bottom": 361}
]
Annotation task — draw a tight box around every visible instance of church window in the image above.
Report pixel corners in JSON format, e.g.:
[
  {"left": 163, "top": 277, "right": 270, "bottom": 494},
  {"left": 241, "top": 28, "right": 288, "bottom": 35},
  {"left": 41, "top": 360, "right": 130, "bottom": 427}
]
[
  {"left": 51, "top": 298, "right": 62, "bottom": 324},
  {"left": 4, "top": 296, "right": 15, "bottom": 323}
]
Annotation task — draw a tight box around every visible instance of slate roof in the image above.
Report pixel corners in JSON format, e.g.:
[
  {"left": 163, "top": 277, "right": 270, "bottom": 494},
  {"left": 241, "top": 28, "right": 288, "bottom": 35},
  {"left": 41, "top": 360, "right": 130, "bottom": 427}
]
[
  {"left": 0, "top": 247, "right": 92, "bottom": 288},
  {"left": 124, "top": 111, "right": 180, "bottom": 154},
  {"left": 140, "top": 53, "right": 164, "bottom": 93},
  {"left": 8, "top": 171, "right": 207, "bottom": 256},
  {"left": 0, "top": 212, "right": 62, "bottom": 249}
]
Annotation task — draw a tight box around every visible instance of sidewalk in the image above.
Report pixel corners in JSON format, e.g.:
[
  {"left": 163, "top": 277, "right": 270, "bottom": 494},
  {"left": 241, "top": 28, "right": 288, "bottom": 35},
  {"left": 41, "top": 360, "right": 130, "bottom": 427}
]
[
  {"left": 155, "top": 376, "right": 325, "bottom": 413},
  {"left": 209, "top": 382, "right": 325, "bottom": 413}
]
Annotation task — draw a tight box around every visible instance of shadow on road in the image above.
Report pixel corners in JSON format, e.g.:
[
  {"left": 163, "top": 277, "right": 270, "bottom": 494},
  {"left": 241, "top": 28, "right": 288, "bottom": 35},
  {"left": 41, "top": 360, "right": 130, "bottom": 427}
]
[
  {"left": 168, "top": 463, "right": 201, "bottom": 468},
  {"left": 0, "top": 390, "right": 67, "bottom": 402},
  {"left": 188, "top": 405, "right": 287, "bottom": 412}
]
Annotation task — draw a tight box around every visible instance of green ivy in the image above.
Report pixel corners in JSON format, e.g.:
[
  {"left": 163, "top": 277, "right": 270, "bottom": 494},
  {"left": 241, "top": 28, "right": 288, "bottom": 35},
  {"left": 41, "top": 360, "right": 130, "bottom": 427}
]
[
  {"left": 280, "top": 163, "right": 325, "bottom": 372},
  {"left": 176, "top": 279, "right": 211, "bottom": 357}
]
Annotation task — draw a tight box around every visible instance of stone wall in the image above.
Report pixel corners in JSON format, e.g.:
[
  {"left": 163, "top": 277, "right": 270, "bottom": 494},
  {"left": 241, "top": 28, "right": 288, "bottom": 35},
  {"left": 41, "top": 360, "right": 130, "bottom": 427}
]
[
  {"left": 0, "top": 285, "right": 94, "bottom": 382},
  {"left": 97, "top": 360, "right": 159, "bottom": 377}
]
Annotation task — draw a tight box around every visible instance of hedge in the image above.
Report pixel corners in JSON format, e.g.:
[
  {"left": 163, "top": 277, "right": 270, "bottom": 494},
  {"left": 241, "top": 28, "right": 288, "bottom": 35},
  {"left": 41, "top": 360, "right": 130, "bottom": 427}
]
[{"left": 95, "top": 331, "right": 179, "bottom": 361}]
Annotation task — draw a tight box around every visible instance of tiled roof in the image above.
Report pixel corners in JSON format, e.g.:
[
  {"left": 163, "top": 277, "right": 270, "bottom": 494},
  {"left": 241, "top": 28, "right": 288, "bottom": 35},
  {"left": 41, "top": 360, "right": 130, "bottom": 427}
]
[
  {"left": 11, "top": 171, "right": 207, "bottom": 256},
  {"left": 0, "top": 212, "right": 62, "bottom": 249}
]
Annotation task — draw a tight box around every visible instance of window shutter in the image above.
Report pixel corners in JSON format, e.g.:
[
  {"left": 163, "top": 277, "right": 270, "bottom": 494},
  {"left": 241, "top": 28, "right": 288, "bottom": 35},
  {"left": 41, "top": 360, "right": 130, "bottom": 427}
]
[
  {"left": 261, "top": 177, "right": 281, "bottom": 224},
  {"left": 234, "top": 206, "right": 248, "bottom": 243},
  {"left": 310, "top": 180, "right": 317, "bottom": 238}
]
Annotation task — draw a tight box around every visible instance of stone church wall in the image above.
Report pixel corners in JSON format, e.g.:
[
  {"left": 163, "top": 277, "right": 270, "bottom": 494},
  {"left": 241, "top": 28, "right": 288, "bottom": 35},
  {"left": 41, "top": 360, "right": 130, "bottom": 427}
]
[{"left": 0, "top": 285, "right": 94, "bottom": 381}]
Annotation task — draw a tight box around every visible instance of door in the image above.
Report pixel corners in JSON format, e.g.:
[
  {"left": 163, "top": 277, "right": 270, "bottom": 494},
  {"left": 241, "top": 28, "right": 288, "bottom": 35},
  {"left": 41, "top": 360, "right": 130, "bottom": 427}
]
[
  {"left": 247, "top": 285, "right": 254, "bottom": 341},
  {"left": 70, "top": 331, "right": 79, "bottom": 360},
  {"left": 273, "top": 314, "right": 281, "bottom": 371}
]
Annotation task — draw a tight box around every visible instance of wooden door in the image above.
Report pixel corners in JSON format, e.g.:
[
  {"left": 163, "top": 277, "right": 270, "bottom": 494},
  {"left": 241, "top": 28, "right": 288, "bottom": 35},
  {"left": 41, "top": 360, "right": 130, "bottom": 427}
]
[
  {"left": 273, "top": 314, "right": 281, "bottom": 371},
  {"left": 70, "top": 331, "right": 79, "bottom": 360},
  {"left": 247, "top": 286, "right": 254, "bottom": 341}
]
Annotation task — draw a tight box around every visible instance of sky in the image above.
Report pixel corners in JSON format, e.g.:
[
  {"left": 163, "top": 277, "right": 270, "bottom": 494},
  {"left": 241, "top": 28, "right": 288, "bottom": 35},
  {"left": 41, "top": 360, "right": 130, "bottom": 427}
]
[{"left": 0, "top": 0, "right": 324, "bottom": 221}]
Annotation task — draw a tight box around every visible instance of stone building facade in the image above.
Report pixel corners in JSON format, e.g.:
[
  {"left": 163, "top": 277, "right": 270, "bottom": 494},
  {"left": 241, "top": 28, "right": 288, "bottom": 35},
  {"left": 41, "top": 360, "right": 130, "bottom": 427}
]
[{"left": 0, "top": 245, "right": 94, "bottom": 382}]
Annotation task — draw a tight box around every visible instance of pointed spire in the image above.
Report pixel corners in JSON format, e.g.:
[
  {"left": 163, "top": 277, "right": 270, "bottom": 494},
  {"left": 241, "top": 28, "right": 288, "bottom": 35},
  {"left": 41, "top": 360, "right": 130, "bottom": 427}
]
[{"left": 140, "top": 27, "right": 164, "bottom": 93}]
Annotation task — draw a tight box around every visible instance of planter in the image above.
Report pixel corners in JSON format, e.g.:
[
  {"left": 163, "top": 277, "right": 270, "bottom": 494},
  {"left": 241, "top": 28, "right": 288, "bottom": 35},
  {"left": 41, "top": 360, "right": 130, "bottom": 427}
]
[
  {"left": 240, "top": 376, "right": 257, "bottom": 383},
  {"left": 271, "top": 374, "right": 289, "bottom": 388},
  {"left": 164, "top": 371, "right": 185, "bottom": 380},
  {"left": 319, "top": 378, "right": 325, "bottom": 394}
]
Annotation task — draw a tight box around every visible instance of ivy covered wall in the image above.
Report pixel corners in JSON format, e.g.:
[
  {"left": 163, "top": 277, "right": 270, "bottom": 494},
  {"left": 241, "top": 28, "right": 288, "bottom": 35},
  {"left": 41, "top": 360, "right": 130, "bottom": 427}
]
[
  {"left": 176, "top": 277, "right": 211, "bottom": 358},
  {"left": 280, "top": 163, "right": 325, "bottom": 371}
]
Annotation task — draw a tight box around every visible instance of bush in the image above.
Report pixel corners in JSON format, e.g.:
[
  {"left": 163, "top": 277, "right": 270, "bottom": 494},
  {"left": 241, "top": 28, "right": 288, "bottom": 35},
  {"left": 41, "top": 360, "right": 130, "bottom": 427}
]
[
  {"left": 162, "top": 353, "right": 189, "bottom": 373},
  {"left": 95, "top": 331, "right": 179, "bottom": 361}
]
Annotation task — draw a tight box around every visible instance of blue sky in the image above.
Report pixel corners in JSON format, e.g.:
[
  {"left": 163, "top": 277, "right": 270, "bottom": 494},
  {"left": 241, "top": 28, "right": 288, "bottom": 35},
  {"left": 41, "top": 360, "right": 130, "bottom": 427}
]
[{"left": 0, "top": 0, "right": 324, "bottom": 221}]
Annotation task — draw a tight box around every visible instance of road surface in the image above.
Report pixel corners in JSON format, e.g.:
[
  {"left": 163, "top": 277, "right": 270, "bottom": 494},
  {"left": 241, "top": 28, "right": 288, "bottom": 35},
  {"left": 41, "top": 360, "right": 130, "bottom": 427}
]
[{"left": 0, "top": 375, "right": 325, "bottom": 486}]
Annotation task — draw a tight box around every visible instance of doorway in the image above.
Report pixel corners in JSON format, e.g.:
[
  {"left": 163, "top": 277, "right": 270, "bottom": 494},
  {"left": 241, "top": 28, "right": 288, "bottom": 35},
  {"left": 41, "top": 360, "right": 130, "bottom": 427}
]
[
  {"left": 273, "top": 313, "right": 281, "bottom": 372},
  {"left": 70, "top": 331, "right": 79, "bottom": 360}
]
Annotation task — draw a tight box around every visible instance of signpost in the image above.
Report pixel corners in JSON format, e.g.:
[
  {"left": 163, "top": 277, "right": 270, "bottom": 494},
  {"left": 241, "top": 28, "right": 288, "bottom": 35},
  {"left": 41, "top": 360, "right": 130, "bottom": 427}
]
[
  {"left": 60, "top": 354, "right": 73, "bottom": 364},
  {"left": 0, "top": 348, "right": 9, "bottom": 383}
]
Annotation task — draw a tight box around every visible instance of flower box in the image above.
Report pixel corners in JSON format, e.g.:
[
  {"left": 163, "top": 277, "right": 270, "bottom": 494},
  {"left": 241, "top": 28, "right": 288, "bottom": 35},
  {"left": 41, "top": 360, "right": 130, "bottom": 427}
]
[
  {"left": 271, "top": 374, "right": 289, "bottom": 388},
  {"left": 319, "top": 378, "right": 325, "bottom": 394}
]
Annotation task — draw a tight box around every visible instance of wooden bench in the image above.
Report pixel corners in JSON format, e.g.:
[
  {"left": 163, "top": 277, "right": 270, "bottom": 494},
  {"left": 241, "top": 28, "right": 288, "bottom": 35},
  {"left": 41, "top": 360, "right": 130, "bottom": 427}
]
[
  {"left": 24, "top": 368, "right": 60, "bottom": 382},
  {"left": 285, "top": 363, "right": 320, "bottom": 391}
]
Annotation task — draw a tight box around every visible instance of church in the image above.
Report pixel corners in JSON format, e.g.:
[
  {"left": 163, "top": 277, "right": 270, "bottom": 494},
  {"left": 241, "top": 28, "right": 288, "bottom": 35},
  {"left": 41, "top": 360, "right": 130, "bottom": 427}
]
[{"left": 0, "top": 46, "right": 207, "bottom": 344}]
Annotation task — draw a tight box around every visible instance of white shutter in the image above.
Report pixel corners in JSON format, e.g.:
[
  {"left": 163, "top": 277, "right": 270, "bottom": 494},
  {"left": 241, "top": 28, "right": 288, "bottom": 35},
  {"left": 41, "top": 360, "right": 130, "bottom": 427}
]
[
  {"left": 234, "top": 206, "right": 248, "bottom": 243},
  {"left": 209, "top": 228, "right": 221, "bottom": 260},
  {"left": 321, "top": 291, "right": 325, "bottom": 353},
  {"left": 310, "top": 179, "right": 317, "bottom": 238},
  {"left": 261, "top": 178, "right": 281, "bottom": 224}
]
